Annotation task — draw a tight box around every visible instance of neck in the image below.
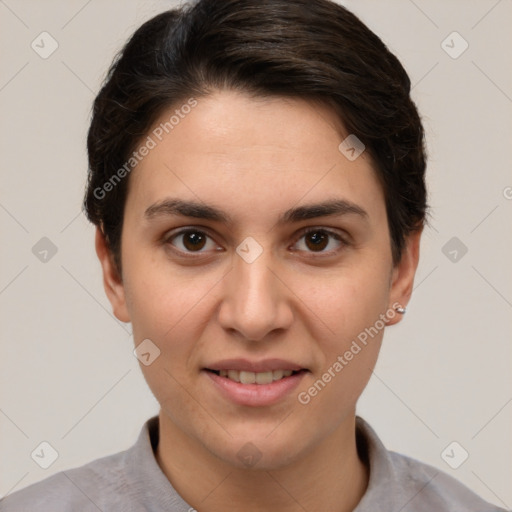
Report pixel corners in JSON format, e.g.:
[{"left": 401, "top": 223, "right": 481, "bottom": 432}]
[{"left": 155, "top": 412, "right": 369, "bottom": 512}]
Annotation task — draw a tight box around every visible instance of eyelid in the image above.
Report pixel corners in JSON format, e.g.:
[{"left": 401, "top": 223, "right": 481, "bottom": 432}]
[
  {"left": 162, "top": 226, "right": 223, "bottom": 256},
  {"left": 291, "top": 226, "right": 349, "bottom": 255},
  {"left": 293, "top": 225, "right": 348, "bottom": 241},
  {"left": 163, "top": 226, "right": 216, "bottom": 242}
]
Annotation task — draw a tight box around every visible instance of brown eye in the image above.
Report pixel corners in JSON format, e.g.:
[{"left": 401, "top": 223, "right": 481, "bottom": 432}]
[
  {"left": 304, "top": 231, "right": 329, "bottom": 252},
  {"left": 182, "top": 231, "right": 207, "bottom": 251},
  {"left": 166, "top": 229, "right": 217, "bottom": 253},
  {"left": 293, "top": 228, "right": 345, "bottom": 255}
]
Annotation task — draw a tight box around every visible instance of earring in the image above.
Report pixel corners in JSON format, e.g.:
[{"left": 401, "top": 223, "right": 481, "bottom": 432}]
[{"left": 395, "top": 306, "right": 406, "bottom": 314}]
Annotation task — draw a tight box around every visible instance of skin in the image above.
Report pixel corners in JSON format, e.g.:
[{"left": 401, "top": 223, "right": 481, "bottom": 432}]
[{"left": 96, "top": 89, "right": 422, "bottom": 512}]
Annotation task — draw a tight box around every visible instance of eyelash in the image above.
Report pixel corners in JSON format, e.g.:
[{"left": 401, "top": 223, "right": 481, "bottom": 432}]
[{"left": 162, "top": 226, "right": 349, "bottom": 258}]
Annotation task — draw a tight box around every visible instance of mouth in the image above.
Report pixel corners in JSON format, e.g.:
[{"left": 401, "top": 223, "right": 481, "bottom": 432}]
[
  {"left": 202, "top": 358, "right": 310, "bottom": 406},
  {"left": 203, "top": 360, "right": 311, "bottom": 406},
  {"left": 205, "top": 368, "right": 306, "bottom": 384}
]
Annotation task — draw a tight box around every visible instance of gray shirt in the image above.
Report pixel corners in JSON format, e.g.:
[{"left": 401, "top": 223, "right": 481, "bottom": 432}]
[{"left": 0, "top": 415, "right": 507, "bottom": 511}]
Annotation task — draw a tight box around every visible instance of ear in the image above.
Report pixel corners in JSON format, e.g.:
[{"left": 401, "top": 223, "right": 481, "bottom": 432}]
[
  {"left": 95, "top": 227, "right": 131, "bottom": 323},
  {"left": 386, "top": 227, "right": 423, "bottom": 326}
]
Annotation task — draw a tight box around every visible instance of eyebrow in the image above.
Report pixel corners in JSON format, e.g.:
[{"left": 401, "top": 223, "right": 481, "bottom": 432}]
[{"left": 144, "top": 197, "right": 368, "bottom": 225}]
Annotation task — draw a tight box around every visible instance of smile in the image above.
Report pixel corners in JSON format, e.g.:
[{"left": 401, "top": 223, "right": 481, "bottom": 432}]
[
  {"left": 204, "top": 368, "right": 309, "bottom": 407},
  {"left": 208, "top": 369, "right": 299, "bottom": 384}
]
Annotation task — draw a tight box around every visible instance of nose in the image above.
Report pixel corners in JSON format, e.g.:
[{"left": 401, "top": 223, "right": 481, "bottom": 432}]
[{"left": 217, "top": 245, "right": 294, "bottom": 342}]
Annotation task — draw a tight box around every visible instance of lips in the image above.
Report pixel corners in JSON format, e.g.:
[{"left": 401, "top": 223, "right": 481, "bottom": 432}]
[
  {"left": 203, "top": 358, "right": 309, "bottom": 405},
  {"left": 204, "top": 365, "right": 308, "bottom": 407}
]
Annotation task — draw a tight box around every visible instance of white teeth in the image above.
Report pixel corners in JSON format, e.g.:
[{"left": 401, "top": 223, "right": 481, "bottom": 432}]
[
  {"left": 272, "top": 369, "right": 284, "bottom": 380},
  {"left": 227, "top": 369, "right": 240, "bottom": 382},
  {"left": 215, "top": 369, "right": 298, "bottom": 384},
  {"left": 239, "top": 371, "right": 255, "bottom": 384},
  {"left": 255, "top": 371, "right": 273, "bottom": 385}
]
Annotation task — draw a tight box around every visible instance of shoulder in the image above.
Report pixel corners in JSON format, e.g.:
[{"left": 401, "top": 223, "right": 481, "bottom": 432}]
[
  {"left": 0, "top": 449, "right": 130, "bottom": 512},
  {"left": 387, "top": 450, "right": 507, "bottom": 512},
  {"left": 355, "top": 417, "right": 508, "bottom": 512}
]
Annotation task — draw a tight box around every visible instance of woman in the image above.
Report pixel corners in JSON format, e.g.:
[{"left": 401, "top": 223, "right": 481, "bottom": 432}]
[{"left": 1, "top": 0, "right": 505, "bottom": 510}]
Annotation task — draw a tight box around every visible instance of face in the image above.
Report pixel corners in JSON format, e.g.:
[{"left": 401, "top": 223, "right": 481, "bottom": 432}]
[{"left": 97, "top": 89, "right": 420, "bottom": 470}]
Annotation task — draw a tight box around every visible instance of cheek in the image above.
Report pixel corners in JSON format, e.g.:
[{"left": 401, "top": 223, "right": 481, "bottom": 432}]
[
  {"left": 126, "top": 274, "right": 207, "bottom": 353},
  {"left": 291, "top": 261, "right": 390, "bottom": 400},
  {"left": 292, "top": 258, "right": 391, "bottom": 342},
  {"left": 293, "top": 292, "right": 387, "bottom": 439},
  {"left": 123, "top": 255, "right": 226, "bottom": 383},
  {"left": 125, "top": 270, "right": 211, "bottom": 425},
  {"left": 122, "top": 241, "right": 210, "bottom": 338}
]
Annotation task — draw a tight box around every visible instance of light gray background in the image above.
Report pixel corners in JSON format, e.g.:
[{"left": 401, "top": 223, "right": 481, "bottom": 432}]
[{"left": 1, "top": 0, "right": 511, "bottom": 507}]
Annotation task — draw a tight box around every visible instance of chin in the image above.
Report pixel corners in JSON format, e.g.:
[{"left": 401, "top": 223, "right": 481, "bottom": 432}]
[{"left": 208, "top": 432, "right": 307, "bottom": 471}]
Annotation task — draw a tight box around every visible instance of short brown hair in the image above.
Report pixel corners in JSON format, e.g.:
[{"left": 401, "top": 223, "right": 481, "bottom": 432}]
[{"left": 84, "top": 0, "right": 427, "bottom": 274}]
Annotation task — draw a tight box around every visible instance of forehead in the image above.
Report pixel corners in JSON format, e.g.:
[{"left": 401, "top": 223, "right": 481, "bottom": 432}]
[{"left": 125, "top": 89, "right": 385, "bottom": 223}]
